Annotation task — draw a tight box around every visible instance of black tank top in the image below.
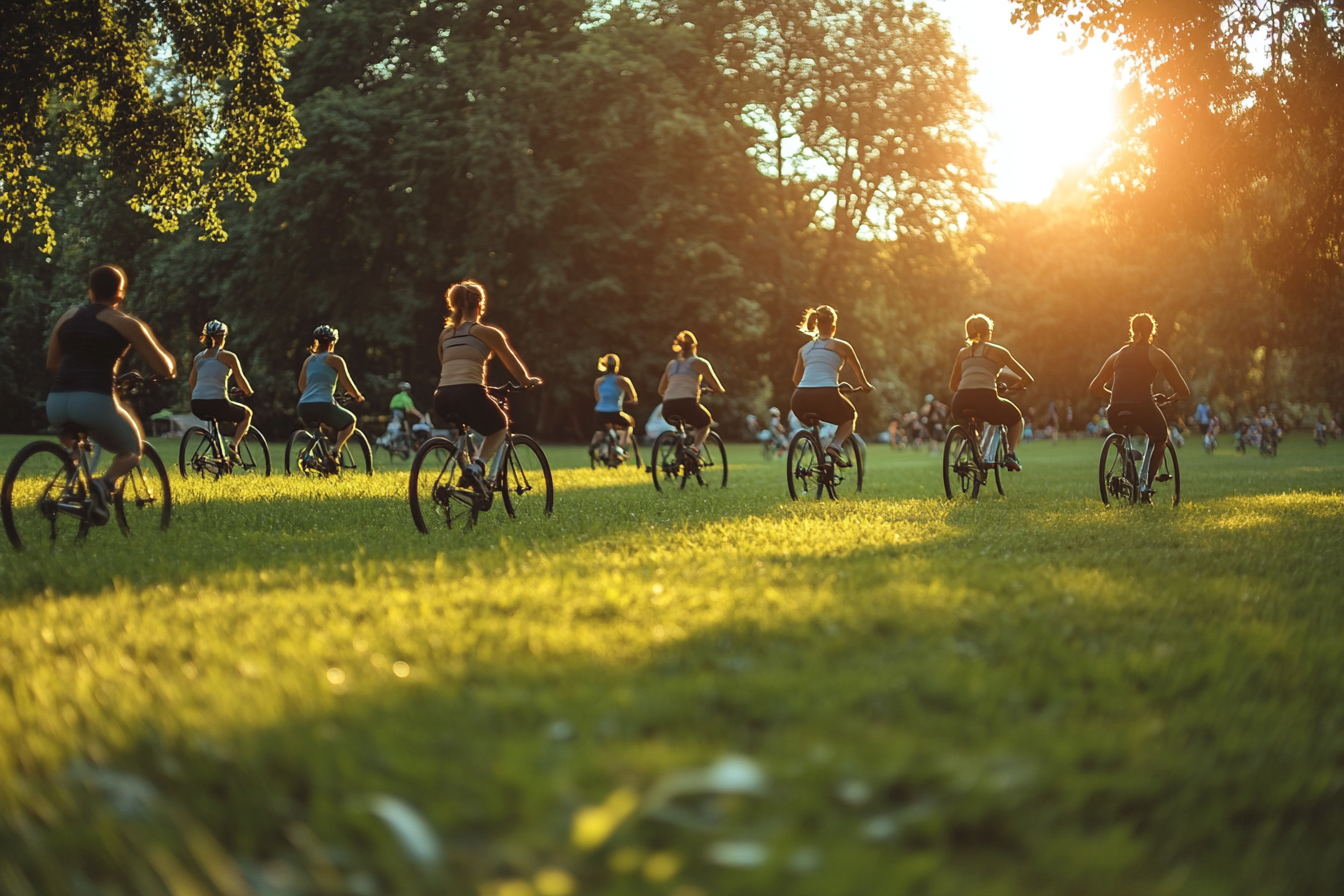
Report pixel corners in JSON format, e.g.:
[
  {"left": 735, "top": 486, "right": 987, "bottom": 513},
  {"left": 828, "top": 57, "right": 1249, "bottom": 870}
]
[
  {"left": 51, "top": 304, "right": 130, "bottom": 395},
  {"left": 1111, "top": 342, "right": 1156, "bottom": 404}
]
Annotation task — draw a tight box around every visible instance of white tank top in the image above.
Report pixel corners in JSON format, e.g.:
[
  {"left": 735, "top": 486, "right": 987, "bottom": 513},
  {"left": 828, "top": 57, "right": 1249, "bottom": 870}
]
[
  {"left": 957, "top": 344, "right": 1000, "bottom": 391},
  {"left": 797, "top": 339, "right": 843, "bottom": 388},
  {"left": 191, "top": 351, "right": 231, "bottom": 400},
  {"left": 663, "top": 357, "right": 701, "bottom": 401}
]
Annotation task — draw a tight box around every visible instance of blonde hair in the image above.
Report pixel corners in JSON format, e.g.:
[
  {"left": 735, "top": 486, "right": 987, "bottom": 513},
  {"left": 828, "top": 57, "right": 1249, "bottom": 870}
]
[
  {"left": 964, "top": 314, "right": 993, "bottom": 346},
  {"left": 797, "top": 305, "right": 838, "bottom": 339},
  {"left": 672, "top": 330, "right": 697, "bottom": 357},
  {"left": 598, "top": 353, "right": 619, "bottom": 373},
  {"left": 445, "top": 280, "right": 487, "bottom": 327},
  {"left": 1129, "top": 312, "right": 1156, "bottom": 343}
]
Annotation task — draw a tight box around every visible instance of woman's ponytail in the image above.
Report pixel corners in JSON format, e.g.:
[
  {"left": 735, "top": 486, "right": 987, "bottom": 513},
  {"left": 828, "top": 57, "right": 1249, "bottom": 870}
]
[
  {"left": 797, "top": 305, "right": 837, "bottom": 339},
  {"left": 598, "top": 353, "right": 620, "bottom": 373},
  {"left": 1129, "top": 312, "right": 1156, "bottom": 343},
  {"left": 445, "top": 280, "right": 487, "bottom": 327},
  {"left": 671, "top": 330, "right": 697, "bottom": 357},
  {"left": 964, "top": 314, "right": 993, "bottom": 346}
]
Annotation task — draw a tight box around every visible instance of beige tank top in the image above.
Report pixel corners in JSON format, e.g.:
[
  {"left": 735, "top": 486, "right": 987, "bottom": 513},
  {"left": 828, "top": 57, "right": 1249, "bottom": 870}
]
[
  {"left": 957, "top": 344, "right": 1000, "bottom": 391},
  {"left": 438, "top": 322, "right": 490, "bottom": 387},
  {"left": 663, "top": 357, "right": 701, "bottom": 401}
]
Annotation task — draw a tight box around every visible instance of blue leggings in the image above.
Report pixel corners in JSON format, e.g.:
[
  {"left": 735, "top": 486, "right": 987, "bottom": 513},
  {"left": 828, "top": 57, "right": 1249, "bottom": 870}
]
[{"left": 46, "top": 391, "right": 142, "bottom": 455}]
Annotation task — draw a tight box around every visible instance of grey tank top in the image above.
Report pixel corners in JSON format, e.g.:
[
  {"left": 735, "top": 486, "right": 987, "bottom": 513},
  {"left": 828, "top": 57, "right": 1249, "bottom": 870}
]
[
  {"left": 192, "top": 351, "right": 231, "bottom": 400},
  {"left": 957, "top": 344, "right": 1000, "bottom": 391},
  {"left": 300, "top": 353, "right": 339, "bottom": 404}
]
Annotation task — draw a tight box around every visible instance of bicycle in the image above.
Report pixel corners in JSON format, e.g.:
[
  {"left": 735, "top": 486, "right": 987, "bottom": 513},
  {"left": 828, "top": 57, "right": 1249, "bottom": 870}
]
[
  {"left": 408, "top": 382, "right": 554, "bottom": 531},
  {"left": 1098, "top": 396, "right": 1181, "bottom": 507},
  {"left": 591, "top": 421, "right": 643, "bottom": 470},
  {"left": 375, "top": 414, "right": 430, "bottom": 462},
  {"left": 650, "top": 415, "right": 728, "bottom": 492},
  {"left": 284, "top": 394, "right": 373, "bottom": 476},
  {"left": 942, "top": 387, "right": 1024, "bottom": 500},
  {"left": 2, "top": 373, "right": 172, "bottom": 550},
  {"left": 786, "top": 385, "right": 864, "bottom": 501},
  {"left": 178, "top": 389, "right": 271, "bottom": 478},
  {"left": 1316, "top": 425, "right": 1329, "bottom": 448}
]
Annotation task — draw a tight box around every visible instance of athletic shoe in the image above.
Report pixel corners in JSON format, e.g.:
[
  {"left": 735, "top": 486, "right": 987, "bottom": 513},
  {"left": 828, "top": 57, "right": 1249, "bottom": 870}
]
[
  {"left": 87, "top": 477, "right": 111, "bottom": 526},
  {"left": 228, "top": 446, "right": 243, "bottom": 467},
  {"left": 825, "top": 447, "right": 853, "bottom": 468},
  {"left": 460, "top": 459, "right": 487, "bottom": 494},
  {"left": 1004, "top": 452, "right": 1022, "bottom": 472}
]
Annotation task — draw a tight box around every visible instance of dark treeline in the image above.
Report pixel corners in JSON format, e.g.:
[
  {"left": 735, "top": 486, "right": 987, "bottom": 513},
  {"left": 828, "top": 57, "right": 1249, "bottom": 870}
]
[{"left": 1, "top": 0, "right": 1338, "bottom": 439}]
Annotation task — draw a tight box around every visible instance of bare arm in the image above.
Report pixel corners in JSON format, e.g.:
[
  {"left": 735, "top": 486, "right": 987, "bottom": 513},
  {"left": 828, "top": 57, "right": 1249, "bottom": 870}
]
[
  {"left": 658, "top": 363, "right": 670, "bottom": 397},
  {"left": 46, "top": 308, "right": 78, "bottom": 372},
  {"left": 297, "top": 359, "right": 308, "bottom": 393},
  {"left": 835, "top": 339, "right": 874, "bottom": 391},
  {"left": 475, "top": 324, "right": 541, "bottom": 385},
  {"left": 792, "top": 348, "right": 806, "bottom": 387},
  {"left": 189, "top": 354, "right": 199, "bottom": 391},
  {"left": 1153, "top": 347, "right": 1191, "bottom": 401},
  {"left": 222, "top": 351, "right": 253, "bottom": 396},
  {"left": 329, "top": 355, "right": 364, "bottom": 402},
  {"left": 993, "top": 345, "right": 1033, "bottom": 388},
  {"left": 593, "top": 377, "right": 602, "bottom": 405},
  {"left": 1089, "top": 351, "right": 1120, "bottom": 399},
  {"left": 693, "top": 357, "right": 725, "bottom": 394},
  {"left": 947, "top": 350, "right": 963, "bottom": 394},
  {"left": 102, "top": 311, "right": 175, "bottom": 379},
  {"left": 622, "top": 376, "right": 638, "bottom": 404}
]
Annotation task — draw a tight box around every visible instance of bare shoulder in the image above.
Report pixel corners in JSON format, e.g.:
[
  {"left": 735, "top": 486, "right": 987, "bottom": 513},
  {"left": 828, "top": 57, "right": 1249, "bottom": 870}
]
[
  {"left": 1150, "top": 344, "right": 1175, "bottom": 364},
  {"left": 53, "top": 305, "right": 81, "bottom": 327},
  {"left": 472, "top": 323, "right": 508, "bottom": 346},
  {"left": 98, "top": 306, "right": 148, "bottom": 339}
]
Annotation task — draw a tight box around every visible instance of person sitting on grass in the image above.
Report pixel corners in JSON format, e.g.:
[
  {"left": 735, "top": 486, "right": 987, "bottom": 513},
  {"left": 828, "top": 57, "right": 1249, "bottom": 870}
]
[
  {"left": 189, "top": 320, "right": 254, "bottom": 463},
  {"left": 948, "top": 314, "right": 1034, "bottom": 471},
  {"left": 657, "top": 330, "right": 725, "bottom": 457},
  {"left": 590, "top": 353, "right": 638, "bottom": 461},
  {"left": 789, "top": 305, "right": 874, "bottom": 466},
  {"left": 297, "top": 325, "right": 365, "bottom": 473}
]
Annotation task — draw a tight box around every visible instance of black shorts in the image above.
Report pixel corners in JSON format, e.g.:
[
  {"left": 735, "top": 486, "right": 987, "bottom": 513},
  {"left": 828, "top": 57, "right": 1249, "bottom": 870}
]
[
  {"left": 1108, "top": 402, "right": 1168, "bottom": 443},
  {"left": 191, "top": 398, "right": 249, "bottom": 424},
  {"left": 594, "top": 410, "right": 634, "bottom": 430},
  {"left": 297, "top": 401, "right": 356, "bottom": 431},
  {"left": 951, "top": 389, "right": 1022, "bottom": 427},
  {"left": 790, "top": 387, "right": 856, "bottom": 426},
  {"left": 434, "top": 384, "right": 508, "bottom": 435},
  {"left": 662, "top": 398, "right": 712, "bottom": 429}
]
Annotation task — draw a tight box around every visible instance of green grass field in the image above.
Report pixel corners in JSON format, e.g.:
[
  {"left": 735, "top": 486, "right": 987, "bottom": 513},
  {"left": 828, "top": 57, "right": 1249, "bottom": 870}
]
[{"left": 2, "top": 432, "right": 1342, "bottom": 896}]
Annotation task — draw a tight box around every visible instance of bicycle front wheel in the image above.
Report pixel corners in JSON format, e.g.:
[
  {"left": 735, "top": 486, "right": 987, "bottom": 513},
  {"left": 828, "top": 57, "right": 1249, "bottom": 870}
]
[
  {"left": 700, "top": 432, "right": 728, "bottom": 488},
  {"left": 285, "top": 430, "right": 314, "bottom": 475},
  {"left": 408, "top": 437, "right": 476, "bottom": 532},
  {"left": 2, "top": 442, "right": 85, "bottom": 550},
  {"left": 1099, "top": 433, "right": 1136, "bottom": 506},
  {"left": 1153, "top": 442, "right": 1181, "bottom": 507},
  {"left": 178, "top": 426, "right": 218, "bottom": 479},
  {"left": 829, "top": 434, "right": 864, "bottom": 498},
  {"left": 340, "top": 430, "right": 374, "bottom": 476},
  {"left": 787, "top": 430, "right": 822, "bottom": 501},
  {"left": 234, "top": 430, "right": 271, "bottom": 476},
  {"left": 114, "top": 443, "right": 172, "bottom": 535},
  {"left": 942, "top": 425, "right": 976, "bottom": 500},
  {"left": 992, "top": 428, "right": 1007, "bottom": 496},
  {"left": 500, "top": 434, "right": 554, "bottom": 522},
  {"left": 651, "top": 432, "right": 681, "bottom": 493}
]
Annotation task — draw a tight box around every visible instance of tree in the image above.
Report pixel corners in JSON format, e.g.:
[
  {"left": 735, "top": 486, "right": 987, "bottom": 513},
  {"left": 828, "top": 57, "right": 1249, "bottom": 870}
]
[{"left": 0, "top": 0, "right": 305, "bottom": 251}]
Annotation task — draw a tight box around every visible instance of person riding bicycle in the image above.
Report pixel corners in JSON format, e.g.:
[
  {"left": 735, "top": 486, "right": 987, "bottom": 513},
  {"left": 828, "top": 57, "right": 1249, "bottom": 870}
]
[
  {"left": 948, "top": 314, "right": 1034, "bottom": 471},
  {"left": 45, "top": 265, "right": 176, "bottom": 524},
  {"left": 433, "top": 280, "right": 541, "bottom": 490},
  {"left": 1088, "top": 312, "right": 1190, "bottom": 495},
  {"left": 189, "top": 320, "right": 254, "bottom": 463},
  {"left": 589, "top": 353, "right": 638, "bottom": 460},
  {"left": 390, "top": 382, "right": 432, "bottom": 443},
  {"left": 296, "top": 325, "right": 366, "bottom": 472},
  {"left": 789, "top": 305, "right": 874, "bottom": 466},
  {"left": 657, "top": 330, "right": 725, "bottom": 457}
]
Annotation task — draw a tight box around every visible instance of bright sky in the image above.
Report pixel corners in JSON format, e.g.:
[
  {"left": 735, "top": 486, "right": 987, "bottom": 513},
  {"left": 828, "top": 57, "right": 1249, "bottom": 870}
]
[{"left": 930, "top": 0, "right": 1122, "bottom": 205}]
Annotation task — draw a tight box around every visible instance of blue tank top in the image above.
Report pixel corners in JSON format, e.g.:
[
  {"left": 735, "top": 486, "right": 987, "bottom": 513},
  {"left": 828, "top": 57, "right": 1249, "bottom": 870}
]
[
  {"left": 299, "top": 353, "right": 339, "bottom": 404},
  {"left": 595, "top": 374, "right": 624, "bottom": 412},
  {"left": 51, "top": 304, "right": 131, "bottom": 395}
]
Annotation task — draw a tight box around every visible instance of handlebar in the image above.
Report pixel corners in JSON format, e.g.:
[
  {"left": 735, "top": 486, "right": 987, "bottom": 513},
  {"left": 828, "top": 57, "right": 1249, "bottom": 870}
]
[
  {"left": 115, "top": 371, "right": 169, "bottom": 396},
  {"left": 488, "top": 381, "right": 542, "bottom": 397}
]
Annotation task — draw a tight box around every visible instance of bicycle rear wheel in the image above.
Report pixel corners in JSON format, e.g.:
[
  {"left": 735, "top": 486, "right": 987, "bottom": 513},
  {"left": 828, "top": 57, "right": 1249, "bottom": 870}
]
[
  {"left": 114, "top": 443, "right": 172, "bottom": 535},
  {"left": 787, "top": 430, "right": 823, "bottom": 501},
  {"left": 1098, "top": 434, "right": 1137, "bottom": 506},
  {"left": 2, "top": 442, "right": 86, "bottom": 550},
  {"left": 408, "top": 437, "right": 476, "bottom": 532},
  {"left": 500, "top": 434, "right": 554, "bottom": 522},
  {"left": 700, "top": 432, "right": 728, "bottom": 488},
  {"left": 341, "top": 430, "right": 374, "bottom": 476},
  {"left": 651, "top": 432, "right": 681, "bottom": 492},
  {"left": 178, "top": 426, "right": 219, "bottom": 479},
  {"left": 942, "top": 425, "right": 977, "bottom": 500},
  {"left": 234, "top": 430, "right": 271, "bottom": 476}
]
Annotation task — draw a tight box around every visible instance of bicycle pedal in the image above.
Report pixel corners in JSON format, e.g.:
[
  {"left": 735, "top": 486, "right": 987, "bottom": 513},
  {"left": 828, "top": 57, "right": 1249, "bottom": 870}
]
[{"left": 1154, "top": 473, "right": 1172, "bottom": 482}]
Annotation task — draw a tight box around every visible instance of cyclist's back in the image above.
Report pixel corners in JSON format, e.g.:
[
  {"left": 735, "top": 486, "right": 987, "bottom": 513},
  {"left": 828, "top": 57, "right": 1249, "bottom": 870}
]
[{"left": 51, "top": 303, "right": 130, "bottom": 396}]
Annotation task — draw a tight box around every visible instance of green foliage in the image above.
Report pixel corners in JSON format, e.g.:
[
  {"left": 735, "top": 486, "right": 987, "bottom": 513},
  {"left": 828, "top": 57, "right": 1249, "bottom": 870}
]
[{"left": 1, "top": 438, "right": 1343, "bottom": 893}]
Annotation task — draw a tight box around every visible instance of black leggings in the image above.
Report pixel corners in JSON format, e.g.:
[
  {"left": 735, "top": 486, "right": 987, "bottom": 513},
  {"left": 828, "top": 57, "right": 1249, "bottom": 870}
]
[{"left": 1108, "top": 402, "right": 1168, "bottom": 444}]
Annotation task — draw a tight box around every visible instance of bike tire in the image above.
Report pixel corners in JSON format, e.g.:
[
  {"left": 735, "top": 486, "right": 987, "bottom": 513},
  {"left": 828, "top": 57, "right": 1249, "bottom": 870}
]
[
  {"left": 787, "top": 430, "right": 822, "bottom": 501},
  {"left": 836, "top": 434, "right": 863, "bottom": 497},
  {"left": 341, "top": 429, "right": 374, "bottom": 476},
  {"left": 993, "top": 428, "right": 1007, "bottom": 496},
  {"left": 114, "top": 442, "right": 172, "bottom": 535},
  {"left": 408, "top": 437, "right": 477, "bottom": 532},
  {"left": 236, "top": 430, "right": 271, "bottom": 476},
  {"left": 702, "top": 431, "right": 728, "bottom": 488},
  {"left": 178, "top": 426, "right": 216, "bottom": 479},
  {"left": 500, "top": 434, "right": 554, "bottom": 521},
  {"left": 651, "top": 432, "right": 680, "bottom": 493},
  {"left": 1098, "top": 433, "right": 1135, "bottom": 506},
  {"left": 942, "top": 425, "right": 976, "bottom": 500},
  {"left": 1159, "top": 442, "right": 1181, "bottom": 507},
  {"left": 2, "top": 441, "right": 85, "bottom": 551},
  {"left": 285, "top": 430, "right": 314, "bottom": 475},
  {"left": 630, "top": 433, "right": 643, "bottom": 470}
]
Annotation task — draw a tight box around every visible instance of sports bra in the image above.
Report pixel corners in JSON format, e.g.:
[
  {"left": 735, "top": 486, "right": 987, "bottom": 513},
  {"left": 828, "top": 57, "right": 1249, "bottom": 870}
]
[
  {"left": 663, "top": 357, "right": 701, "bottom": 401},
  {"left": 438, "top": 322, "right": 490, "bottom": 387},
  {"left": 299, "top": 353, "right": 339, "bottom": 404},
  {"left": 957, "top": 344, "right": 1000, "bottom": 392},
  {"left": 192, "top": 351, "right": 231, "bottom": 400},
  {"left": 51, "top": 304, "right": 131, "bottom": 396},
  {"left": 1111, "top": 342, "right": 1158, "bottom": 404},
  {"left": 797, "top": 339, "right": 843, "bottom": 388},
  {"left": 595, "top": 374, "right": 624, "bottom": 412}
]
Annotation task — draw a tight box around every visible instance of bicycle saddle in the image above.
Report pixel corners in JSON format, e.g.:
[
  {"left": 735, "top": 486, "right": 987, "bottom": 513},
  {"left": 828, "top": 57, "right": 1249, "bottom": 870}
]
[
  {"left": 1109, "top": 410, "right": 1139, "bottom": 435},
  {"left": 799, "top": 413, "right": 822, "bottom": 428},
  {"left": 57, "top": 422, "right": 87, "bottom": 440},
  {"left": 664, "top": 415, "right": 686, "bottom": 427}
]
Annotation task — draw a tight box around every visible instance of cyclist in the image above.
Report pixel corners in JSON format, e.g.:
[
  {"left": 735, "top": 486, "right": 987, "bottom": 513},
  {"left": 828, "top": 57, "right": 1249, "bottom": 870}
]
[
  {"left": 433, "top": 280, "right": 541, "bottom": 489},
  {"left": 948, "top": 314, "right": 1034, "bottom": 471},
  {"left": 44, "top": 265, "right": 176, "bottom": 523},
  {"left": 188, "top": 320, "right": 255, "bottom": 462},
  {"left": 589, "top": 353, "right": 638, "bottom": 460},
  {"left": 296, "top": 325, "right": 366, "bottom": 472},
  {"left": 657, "top": 330, "right": 726, "bottom": 457},
  {"left": 789, "top": 305, "right": 874, "bottom": 466},
  {"left": 1088, "top": 312, "right": 1190, "bottom": 495},
  {"left": 390, "top": 382, "right": 432, "bottom": 444}
]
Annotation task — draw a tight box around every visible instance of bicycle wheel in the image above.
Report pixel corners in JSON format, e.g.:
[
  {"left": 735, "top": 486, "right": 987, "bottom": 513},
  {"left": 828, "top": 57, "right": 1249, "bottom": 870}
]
[
  {"left": 114, "top": 443, "right": 172, "bottom": 535},
  {"left": 698, "top": 432, "right": 728, "bottom": 488},
  {"left": 285, "top": 430, "right": 314, "bottom": 475},
  {"left": 1098, "top": 433, "right": 1137, "bottom": 506},
  {"left": 339, "top": 430, "right": 374, "bottom": 476},
  {"left": 1151, "top": 442, "right": 1181, "bottom": 507},
  {"left": 629, "top": 433, "right": 643, "bottom": 470},
  {"left": 500, "top": 434, "right": 554, "bottom": 522},
  {"left": 234, "top": 430, "right": 271, "bottom": 476},
  {"left": 786, "top": 430, "right": 823, "bottom": 501},
  {"left": 651, "top": 432, "right": 681, "bottom": 492},
  {"left": 992, "top": 428, "right": 1007, "bottom": 496},
  {"left": 2, "top": 442, "right": 87, "bottom": 550},
  {"left": 942, "top": 425, "right": 977, "bottom": 500},
  {"left": 829, "top": 434, "right": 864, "bottom": 498},
  {"left": 178, "top": 426, "right": 219, "bottom": 479},
  {"left": 408, "top": 437, "right": 476, "bottom": 532}
]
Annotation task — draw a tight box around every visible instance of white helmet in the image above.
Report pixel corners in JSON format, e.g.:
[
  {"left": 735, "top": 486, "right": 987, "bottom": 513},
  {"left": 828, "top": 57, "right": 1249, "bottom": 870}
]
[{"left": 398, "top": 382, "right": 412, "bottom": 391}]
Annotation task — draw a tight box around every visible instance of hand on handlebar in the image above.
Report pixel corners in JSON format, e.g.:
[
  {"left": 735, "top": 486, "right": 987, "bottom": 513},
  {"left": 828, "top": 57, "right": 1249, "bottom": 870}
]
[{"left": 525, "top": 376, "right": 543, "bottom": 388}]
